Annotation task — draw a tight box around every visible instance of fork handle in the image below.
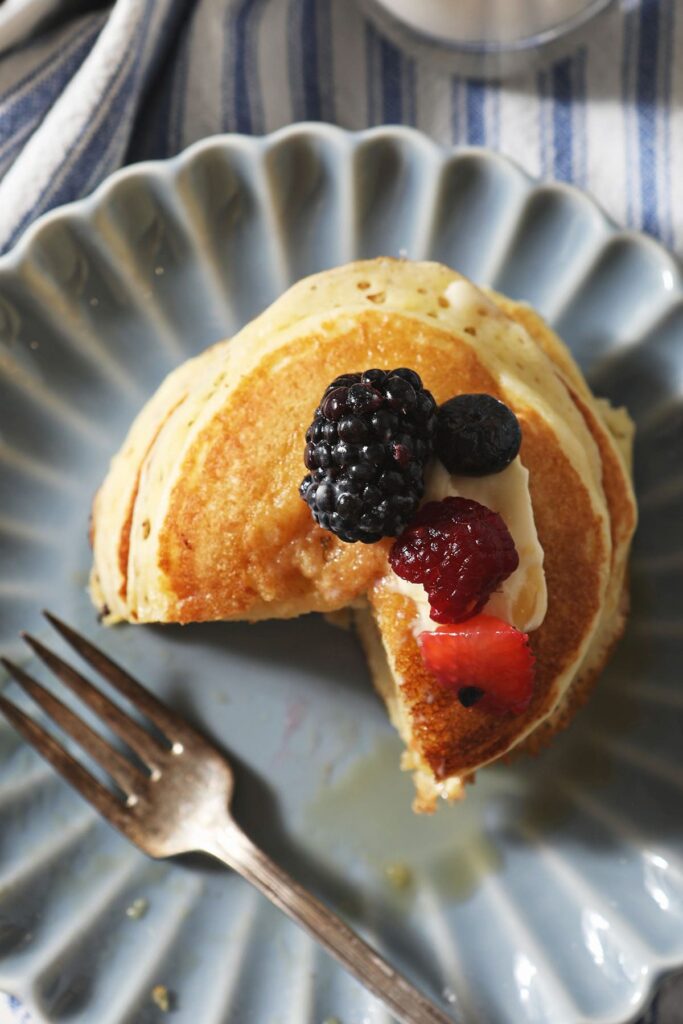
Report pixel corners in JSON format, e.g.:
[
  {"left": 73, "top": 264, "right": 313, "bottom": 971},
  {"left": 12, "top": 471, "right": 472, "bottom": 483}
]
[{"left": 203, "top": 823, "right": 456, "bottom": 1024}]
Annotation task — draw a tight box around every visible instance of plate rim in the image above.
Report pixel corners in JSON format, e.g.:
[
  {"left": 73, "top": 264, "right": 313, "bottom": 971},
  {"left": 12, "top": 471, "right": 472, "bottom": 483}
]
[{"left": 0, "top": 122, "right": 681, "bottom": 292}]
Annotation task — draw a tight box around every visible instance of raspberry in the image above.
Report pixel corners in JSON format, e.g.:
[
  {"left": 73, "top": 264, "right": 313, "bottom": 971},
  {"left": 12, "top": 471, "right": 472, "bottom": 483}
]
[
  {"left": 419, "top": 614, "right": 535, "bottom": 714},
  {"left": 389, "top": 497, "right": 519, "bottom": 623},
  {"left": 436, "top": 394, "right": 521, "bottom": 476},
  {"left": 301, "top": 369, "right": 437, "bottom": 543}
]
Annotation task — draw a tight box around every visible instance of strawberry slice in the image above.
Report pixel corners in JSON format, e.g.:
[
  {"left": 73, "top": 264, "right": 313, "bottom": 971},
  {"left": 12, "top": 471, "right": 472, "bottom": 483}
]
[{"left": 418, "top": 614, "right": 535, "bottom": 715}]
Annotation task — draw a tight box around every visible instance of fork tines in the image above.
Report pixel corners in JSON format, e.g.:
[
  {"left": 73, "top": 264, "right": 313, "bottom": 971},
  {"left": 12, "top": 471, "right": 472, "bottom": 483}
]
[{"left": 0, "top": 612, "right": 183, "bottom": 816}]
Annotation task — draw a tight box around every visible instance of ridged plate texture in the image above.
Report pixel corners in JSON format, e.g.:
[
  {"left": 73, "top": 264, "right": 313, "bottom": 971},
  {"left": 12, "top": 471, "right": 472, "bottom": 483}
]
[{"left": 0, "top": 124, "right": 681, "bottom": 1024}]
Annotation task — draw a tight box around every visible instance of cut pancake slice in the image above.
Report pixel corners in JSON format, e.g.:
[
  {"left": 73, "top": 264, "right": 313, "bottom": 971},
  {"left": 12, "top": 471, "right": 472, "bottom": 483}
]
[
  {"left": 90, "top": 258, "right": 636, "bottom": 811},
  {"left": 359, "top": 397, "right": 633, "bottom": 811}
]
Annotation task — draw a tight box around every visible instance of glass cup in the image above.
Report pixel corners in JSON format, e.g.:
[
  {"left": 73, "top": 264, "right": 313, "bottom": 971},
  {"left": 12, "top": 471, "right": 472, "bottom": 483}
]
[{"left": 361, "top": 0, "right": 614, "bottom": 76}]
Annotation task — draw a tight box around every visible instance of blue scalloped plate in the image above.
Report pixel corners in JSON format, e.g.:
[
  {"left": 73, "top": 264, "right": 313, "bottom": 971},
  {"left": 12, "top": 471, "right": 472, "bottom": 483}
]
[{"left": 0, "top": 125, "right": 682, "bottom": 1024}]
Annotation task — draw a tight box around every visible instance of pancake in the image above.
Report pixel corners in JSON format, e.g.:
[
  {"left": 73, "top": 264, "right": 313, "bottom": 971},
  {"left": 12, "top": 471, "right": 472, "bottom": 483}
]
[{"left": 90, "top": 259, "right": 636, "bottom": 811}]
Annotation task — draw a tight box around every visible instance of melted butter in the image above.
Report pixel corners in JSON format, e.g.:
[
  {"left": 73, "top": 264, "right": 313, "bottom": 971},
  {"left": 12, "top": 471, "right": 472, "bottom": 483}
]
[
  {"left": 444, "top": 278, "right": 502, "bottom": 321},
  {"left": 305, "top": 736, "right": 503, "bottom": 902},
  {"left": 388, "top": 456, "right": 547, "bottom": 635}
]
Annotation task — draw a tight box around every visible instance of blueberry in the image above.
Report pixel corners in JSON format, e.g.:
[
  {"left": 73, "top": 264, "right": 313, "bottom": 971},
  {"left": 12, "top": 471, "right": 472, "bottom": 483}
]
[{"left": 436, "top": 393, "right": 521, "bottom": 476}]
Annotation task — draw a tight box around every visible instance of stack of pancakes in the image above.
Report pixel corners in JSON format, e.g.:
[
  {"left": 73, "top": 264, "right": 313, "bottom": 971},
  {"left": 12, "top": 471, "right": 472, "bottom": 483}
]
[{"left": 90, "top": 259, "right": 637, "bottom": 812}]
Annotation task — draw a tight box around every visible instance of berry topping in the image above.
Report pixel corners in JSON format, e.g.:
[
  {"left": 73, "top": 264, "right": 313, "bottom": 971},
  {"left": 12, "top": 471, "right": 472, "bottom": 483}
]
[
  {"left": 419, "top": 614, "right": 535, "bottom": 714},
  {"left": 301, "top": 369, "right": 437, "bottom": 543},
  {"left": 389, "top": 497, "right": 519, "bottom": 623},
  {"left": 436, "top": 394, "right": 521, "bottom": 476}
]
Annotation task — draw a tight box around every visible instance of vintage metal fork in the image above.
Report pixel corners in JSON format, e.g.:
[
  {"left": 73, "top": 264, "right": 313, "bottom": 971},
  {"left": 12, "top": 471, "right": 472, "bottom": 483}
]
[{"left": 0, "top": 613, "right": 455, "bottom": 1024}]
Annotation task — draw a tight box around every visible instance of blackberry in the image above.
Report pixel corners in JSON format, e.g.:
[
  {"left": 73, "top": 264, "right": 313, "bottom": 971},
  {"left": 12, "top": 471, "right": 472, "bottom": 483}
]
[
  {"left": 300, "top": 368, "right": 437, "bottom": 543},
  {"left": 436, "top": 393, "right": 521, "bottom": 476}
]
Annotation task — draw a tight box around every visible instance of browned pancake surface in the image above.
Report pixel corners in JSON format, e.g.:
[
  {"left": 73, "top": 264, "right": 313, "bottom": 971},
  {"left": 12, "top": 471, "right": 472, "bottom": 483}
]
[{"left": 156, "top": 312, "right": 498, "bottom": 621}]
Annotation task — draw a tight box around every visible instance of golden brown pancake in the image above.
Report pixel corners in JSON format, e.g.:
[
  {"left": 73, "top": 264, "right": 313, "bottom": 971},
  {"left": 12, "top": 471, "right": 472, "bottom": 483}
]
[{"left": 90, "top": 259, "right": 636, "bottom": 811}]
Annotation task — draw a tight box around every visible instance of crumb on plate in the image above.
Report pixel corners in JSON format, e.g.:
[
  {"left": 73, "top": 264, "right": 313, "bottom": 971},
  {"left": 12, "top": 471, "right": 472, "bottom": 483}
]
[
  {"left": 383, "top": 862, "right": 413, "bottom": 890},
  {"left": 125, "top": 898, "right": 149, "bottom": 920},
  {"left": 151, "top": 985, "right": 171, "bottom": 1012}
]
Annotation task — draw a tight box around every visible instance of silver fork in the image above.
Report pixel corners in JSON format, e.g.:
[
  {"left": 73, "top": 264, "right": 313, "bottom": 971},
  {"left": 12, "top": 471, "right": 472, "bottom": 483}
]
[{"left": 0, "top": 613, "right": 455, "bottom": 1024}]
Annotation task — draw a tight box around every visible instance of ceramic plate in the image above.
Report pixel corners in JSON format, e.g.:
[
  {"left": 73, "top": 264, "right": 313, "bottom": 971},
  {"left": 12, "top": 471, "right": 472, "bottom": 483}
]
[{"left": 0, "top": 125, "right": 681, "bottom": 1024}]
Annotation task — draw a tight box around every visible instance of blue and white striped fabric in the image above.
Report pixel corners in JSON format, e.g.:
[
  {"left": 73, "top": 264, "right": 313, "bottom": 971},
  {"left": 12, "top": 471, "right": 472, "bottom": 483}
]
[{"left": 0, "top": 0, "right": 680, "bottom": 258}]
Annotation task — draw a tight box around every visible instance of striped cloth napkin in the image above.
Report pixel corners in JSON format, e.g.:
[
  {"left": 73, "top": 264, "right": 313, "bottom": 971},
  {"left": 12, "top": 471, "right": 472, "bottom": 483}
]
[
  {"left": 0, "top": 0, "right": 679, "bottom": 257},
  {"left": 0, "top": 2, "right": 679, "bottom": 1023}
]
